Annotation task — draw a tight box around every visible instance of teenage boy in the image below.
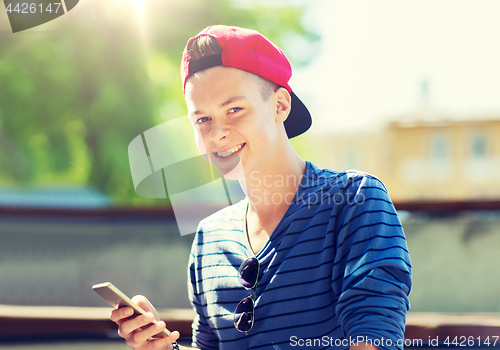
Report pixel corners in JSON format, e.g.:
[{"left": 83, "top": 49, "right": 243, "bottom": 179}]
[{"left": 110, "top": 25, "right": 412, "bottom": 350}]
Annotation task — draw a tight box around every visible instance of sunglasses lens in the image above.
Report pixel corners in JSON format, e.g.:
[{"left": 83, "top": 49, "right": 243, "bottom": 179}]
[
  {"left": 238, "top": 257, "right": 259, "bottom": 289},
  {"left": 234, "top": 296, "right": 254, "bottom": 332}
]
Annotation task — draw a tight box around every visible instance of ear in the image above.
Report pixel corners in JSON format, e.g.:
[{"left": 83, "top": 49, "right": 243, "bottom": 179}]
[{"left": 274, "top": 87, "right": 291, "bottom": 123}]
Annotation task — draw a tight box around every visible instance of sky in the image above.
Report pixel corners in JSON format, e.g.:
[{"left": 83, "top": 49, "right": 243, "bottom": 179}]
[{"left": 291, "top": 0, "right": 500, "bottom": 133}]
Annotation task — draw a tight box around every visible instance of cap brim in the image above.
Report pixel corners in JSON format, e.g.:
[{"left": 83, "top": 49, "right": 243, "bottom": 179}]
[{"left": 285, "top": 91, "right": 312, "bottom": 138}]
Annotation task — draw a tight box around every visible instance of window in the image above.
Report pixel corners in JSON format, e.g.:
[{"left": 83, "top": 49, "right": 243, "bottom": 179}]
[
  {"left": 430, "top": 131, "right": 449, "bottom": 160},
  {"left": 471, "top": 132, "right": 487, "bottom": 159}
]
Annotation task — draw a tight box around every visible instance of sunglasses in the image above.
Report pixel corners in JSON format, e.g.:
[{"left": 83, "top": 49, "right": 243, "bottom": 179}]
[{"left": 234, "top": 257, "right": 260, "bottom": 333}]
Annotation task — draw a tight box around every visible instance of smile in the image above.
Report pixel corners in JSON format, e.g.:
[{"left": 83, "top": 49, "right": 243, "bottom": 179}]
[{"left": 214, "top": 143, "right": 245, "bottom": 158}]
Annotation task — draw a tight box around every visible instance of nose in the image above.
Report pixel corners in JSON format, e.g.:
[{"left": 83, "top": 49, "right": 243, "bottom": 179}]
[{"left": 209, "top": 118, "right": 229, "bottom": 142}]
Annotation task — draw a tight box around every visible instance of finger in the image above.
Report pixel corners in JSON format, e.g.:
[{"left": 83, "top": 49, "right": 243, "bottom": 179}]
[
  {"left": 170, "top": 330, "right": 181, "bottom": 342},
  {"left": 110, "top": 306, "right": 134, "bottom": 323},
  {"left": 133, "top": 295, "right": 160, "bottom": 320},
  {"left": 141, "top": 332, "right": 181, "bottom": 350},
  {"left": 129, "top": 319, "right": 168, "bottom": 345},
  {"left": 120, "top": 312, "right": 156, "bottom": 337},
  {"left": 132, "top": 295, "right": 151, "bottom": 311},
  {"left": 137, "top": 336, "right": 170, "bottom": 350}
]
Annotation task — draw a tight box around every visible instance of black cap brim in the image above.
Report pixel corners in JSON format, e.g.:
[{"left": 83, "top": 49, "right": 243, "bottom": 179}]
[{"left": 285, "top": 91, "right": 312, "bottom": 138}]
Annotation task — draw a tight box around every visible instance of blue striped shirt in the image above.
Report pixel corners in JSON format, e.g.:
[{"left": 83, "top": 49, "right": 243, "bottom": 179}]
[{"left": 188, "top": 161, "right": 412, "bottom": 350}]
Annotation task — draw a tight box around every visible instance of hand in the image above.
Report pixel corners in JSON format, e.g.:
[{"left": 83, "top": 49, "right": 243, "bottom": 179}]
[{"left": 110, "top": 295, "right": 181, "bottom": 350}]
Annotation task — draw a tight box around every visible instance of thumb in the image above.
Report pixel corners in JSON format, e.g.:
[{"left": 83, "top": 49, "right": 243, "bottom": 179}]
[{"left": 132, "top": 295, "right": 159, "bottom": 320}]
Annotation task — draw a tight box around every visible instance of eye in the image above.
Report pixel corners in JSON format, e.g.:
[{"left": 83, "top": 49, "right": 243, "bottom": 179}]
[
  {"left": 229, "top": 107, "right": 242, "bottom": 114},
  {"left": 196, "top": 116, "right": 211, "bottom": 124}
]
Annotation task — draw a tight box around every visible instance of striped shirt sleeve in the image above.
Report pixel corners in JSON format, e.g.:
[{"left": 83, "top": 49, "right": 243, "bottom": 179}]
[
  {"left": 188, "top": 230, "right": 220, "bottom": 349},
  {"left": 332, "top": 174, "right": 412, "bottom": 350}
]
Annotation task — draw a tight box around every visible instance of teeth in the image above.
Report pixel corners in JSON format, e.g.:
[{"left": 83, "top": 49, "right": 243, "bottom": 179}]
[{"left": 216, "top": 144, "right": 244, "bottom": 158}]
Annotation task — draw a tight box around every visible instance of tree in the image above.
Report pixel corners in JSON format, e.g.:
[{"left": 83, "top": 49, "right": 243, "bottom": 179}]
[{"left": 0, "top": 0, "right": 317, "bottom": 205}]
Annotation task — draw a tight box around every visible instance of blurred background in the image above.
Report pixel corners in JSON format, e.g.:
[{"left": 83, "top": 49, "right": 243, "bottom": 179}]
[{"left": 1, "top": 0, "right": 500, "bottom": 347}]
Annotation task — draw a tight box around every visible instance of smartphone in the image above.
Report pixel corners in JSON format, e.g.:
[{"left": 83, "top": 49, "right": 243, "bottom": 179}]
[{"left": 92, "top": 282, "right": 171, "bottom": 337}]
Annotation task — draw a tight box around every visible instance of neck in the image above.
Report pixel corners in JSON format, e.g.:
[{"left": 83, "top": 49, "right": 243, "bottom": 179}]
[{"left": 239, "top": 143, "right": 306, "bottom": 226}]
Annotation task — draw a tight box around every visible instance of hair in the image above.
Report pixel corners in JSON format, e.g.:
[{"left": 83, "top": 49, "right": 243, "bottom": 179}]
[
  {"left": 188, "top": 35, "right": 222, "bottom": 60},
  {"left": 188, "top": 35, "right": 279, "bottom": 101}
]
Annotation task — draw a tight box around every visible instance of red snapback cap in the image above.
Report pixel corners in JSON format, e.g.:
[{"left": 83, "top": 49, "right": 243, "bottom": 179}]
[{"left": 181, "top": 25, "right": 311, "bottom": 139}]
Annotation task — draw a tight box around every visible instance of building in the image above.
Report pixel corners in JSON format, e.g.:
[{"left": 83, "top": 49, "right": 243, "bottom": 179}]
[{"left": 296, "top": 109, "right": 500, "bottom": 202}]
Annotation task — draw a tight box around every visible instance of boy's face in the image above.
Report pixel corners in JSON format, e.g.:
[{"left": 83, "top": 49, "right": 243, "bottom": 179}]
[{"left": 185, "top": 66, "right": 286, "bottom": 181}]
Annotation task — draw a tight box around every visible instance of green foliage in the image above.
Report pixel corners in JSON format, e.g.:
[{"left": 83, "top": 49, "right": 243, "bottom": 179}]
[{"left": 0, "top": 0, "right": 316, "bottom": 206}]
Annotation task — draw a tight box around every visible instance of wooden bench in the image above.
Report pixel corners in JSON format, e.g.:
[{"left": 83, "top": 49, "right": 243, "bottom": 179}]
[{"left": 2, "top": 305, "right": 500, "bottom": 346}]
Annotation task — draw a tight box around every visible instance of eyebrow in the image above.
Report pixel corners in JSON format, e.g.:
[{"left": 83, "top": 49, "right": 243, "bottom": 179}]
[
  {"left": 220, "top": 95, "right": 246, "bottom": 108},
  {"left": 190, "top": 95, "right": 247, "bottom": 117}
]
